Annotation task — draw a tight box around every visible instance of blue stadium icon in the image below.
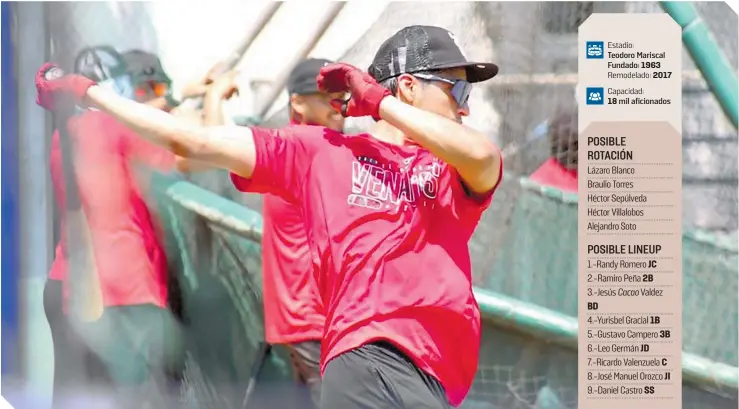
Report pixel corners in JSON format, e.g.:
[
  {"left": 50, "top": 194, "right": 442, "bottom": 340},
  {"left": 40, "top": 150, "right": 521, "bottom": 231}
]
[
  {"left": 586, "top": 41, "right": 604, "bottom": 59},
  {"left": 586, "top": 87, "right": 604, "bottom": 105}
]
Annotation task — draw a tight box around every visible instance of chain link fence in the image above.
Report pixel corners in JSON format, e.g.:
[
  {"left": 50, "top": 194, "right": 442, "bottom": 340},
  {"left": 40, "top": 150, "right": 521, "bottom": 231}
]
[
  {"left": 153, "top": 172, "right": 739, "bottom": 409},
  {"left": 41, "top": 1, "right": 736, "bottom": 231},
  {"left": 26, "top": 1, "right": 739, "bottom": 408},
  {"left": 257, "top": 0, "right": 739, "bottom": 389}
]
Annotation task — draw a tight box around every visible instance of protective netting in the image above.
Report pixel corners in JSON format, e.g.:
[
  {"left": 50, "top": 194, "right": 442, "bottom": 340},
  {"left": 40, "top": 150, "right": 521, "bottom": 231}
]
[
  {"left": 30, "top": 1, "right": 739, "bottom": 408},
  {"left": 344, "top": 1, "right": 737, "bottom": 232},
  {"left": 153, "top": 176, "right": 739, "bottom": 409},
  {"left": 42, "top": 1, "right": 736, "bottom": 231}
]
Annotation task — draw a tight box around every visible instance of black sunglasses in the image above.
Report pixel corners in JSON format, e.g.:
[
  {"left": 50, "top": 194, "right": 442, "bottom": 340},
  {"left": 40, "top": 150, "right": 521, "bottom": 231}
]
[{"left": 413, "top": 72, "right": 472, "bottom": 110}]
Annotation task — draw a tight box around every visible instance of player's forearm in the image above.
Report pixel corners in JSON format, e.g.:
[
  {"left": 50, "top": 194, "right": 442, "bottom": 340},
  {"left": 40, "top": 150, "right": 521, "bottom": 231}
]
[
  {"left": 145, "top": 96, "right": 174, "bottom": 113},
  {"left": 202, "top": 92, "right": 226, "bottom": 127},
  {"left": 175, "top": 156, "right": 215, "bottom": 172},
  {"left": 86, "top": 85, "right": 206, "bottom": 157},
  {"left": 378, "top": 97, "right": 502, "bottom": 193},
  {"left": 193, "top": 91, "right": 228, "bottom": 170},
  {"left": 85, "top": 85, "right": 257, "bottom": 177}
]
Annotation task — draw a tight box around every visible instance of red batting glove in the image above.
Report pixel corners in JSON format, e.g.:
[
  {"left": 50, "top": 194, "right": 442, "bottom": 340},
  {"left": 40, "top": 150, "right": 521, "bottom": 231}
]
[
  {"left": 35, "top": 62, "right": 96, "bottom": 111},
  {"left": 316, "top": 63, "right": 390, "bottom": 121}
]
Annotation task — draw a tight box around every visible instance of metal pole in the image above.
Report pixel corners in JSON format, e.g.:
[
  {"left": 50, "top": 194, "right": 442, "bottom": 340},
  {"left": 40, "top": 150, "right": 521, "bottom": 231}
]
[
  {"left": 214, "top": 1, "right": 284, "bottom": 76},
  {"left": 256, "top": 2, "right": 347, "bottom": 120},
  {"left": 474, "top": 288, "right": 739, "bottom": 395},
  {"left": 240, "top": 342, "right": 272, "bottom": 409},
  {"left": 660, "top": 1, "right": 739, "bottom": 129},
  {"left": 179, "top": 1, "right": 284, "bottom": 111},
  {"left": 18, "top": 0, "right": 54, "bottom": 386},
  {"left": 1, "top": 0, "right": 21, "bottom": 377}
]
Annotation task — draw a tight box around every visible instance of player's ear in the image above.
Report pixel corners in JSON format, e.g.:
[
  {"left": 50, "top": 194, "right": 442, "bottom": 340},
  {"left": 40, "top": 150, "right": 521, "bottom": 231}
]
[
  {"left": 290, "top": 93, "right": 308, "bottom": 118},
  {"left": 396, "top": 73, "right": 418, "bottom": 105}
]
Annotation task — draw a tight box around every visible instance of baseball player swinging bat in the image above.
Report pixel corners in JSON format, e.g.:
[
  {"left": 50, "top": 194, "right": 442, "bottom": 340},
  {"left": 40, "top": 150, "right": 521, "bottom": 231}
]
[{"left": 45, "top": 66, "right": 104, "bottom": 323}]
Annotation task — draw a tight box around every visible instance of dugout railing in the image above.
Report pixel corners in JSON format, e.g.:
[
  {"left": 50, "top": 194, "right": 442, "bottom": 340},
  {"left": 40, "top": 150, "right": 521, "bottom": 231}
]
[{"left": 150, "top": 172, "right": 738, "bottom": 409}]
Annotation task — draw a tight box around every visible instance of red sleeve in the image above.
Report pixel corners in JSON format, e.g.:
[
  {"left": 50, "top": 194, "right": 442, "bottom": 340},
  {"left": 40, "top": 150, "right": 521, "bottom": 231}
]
[
  {"left": 456, "top": 145, "right": 504, "bottom": 213},
  {"left": 230, "top": 125, "right": 324, "bottom": 203}
]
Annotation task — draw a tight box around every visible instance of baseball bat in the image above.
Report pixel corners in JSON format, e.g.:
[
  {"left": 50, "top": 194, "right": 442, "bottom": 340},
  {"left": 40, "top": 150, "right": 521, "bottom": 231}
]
[
  {"left": 240, "top": 341, "right": 273, "bottom": 409},
  {"left": 500, "top": 120, "right": 550, "bottom": 158},
  {"left": 256, "top": 1, "right": 346, "bottom": 120},
  {"left": 179, "top": 1, "right": 284, "bottom": 111},
  {"left": 217, "top": 2, "right": 284, "bottom": 76}
]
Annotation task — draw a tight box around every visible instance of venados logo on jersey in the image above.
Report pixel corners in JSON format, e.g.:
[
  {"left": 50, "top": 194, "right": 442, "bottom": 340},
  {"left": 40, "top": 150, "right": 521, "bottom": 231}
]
[{"left": 349, "top": 156, "right": 442, "bottom": 210}]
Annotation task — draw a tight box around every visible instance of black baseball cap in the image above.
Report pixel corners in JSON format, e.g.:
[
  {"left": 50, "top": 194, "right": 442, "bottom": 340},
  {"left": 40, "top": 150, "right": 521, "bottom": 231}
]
[
  {"left": 368, "top": 25, "right": 498, "bottom": 84},
  {"left": 287, "top": 58, "right": 333, "bottom": 95},
  {"left": 121, "top": 49, "right": 172, "bottom": 85}
]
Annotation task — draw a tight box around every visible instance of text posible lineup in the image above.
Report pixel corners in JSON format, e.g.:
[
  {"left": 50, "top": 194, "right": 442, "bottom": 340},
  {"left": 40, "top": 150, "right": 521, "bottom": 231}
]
[{"left": 577, "top": 14, "right": 683, "bottom": 409}]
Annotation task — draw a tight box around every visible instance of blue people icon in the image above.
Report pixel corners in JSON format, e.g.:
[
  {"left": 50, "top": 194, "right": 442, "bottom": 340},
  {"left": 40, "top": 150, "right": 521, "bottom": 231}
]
[
  {"left": 586, "top": 41, "right": 604, "bottom": 59},
  {"left": 586, "top": 87, "right": 604, "bottom": 105}
]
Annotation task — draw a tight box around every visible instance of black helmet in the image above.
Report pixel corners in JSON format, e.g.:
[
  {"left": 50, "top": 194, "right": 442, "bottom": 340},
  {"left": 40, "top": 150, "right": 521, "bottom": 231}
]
[
  {"left": 73, "top": 45, "right": 135, "bottom": 100},
  {"left": 120, "top": 49, "right": 172, "bottom": 86},
  {"left": 73, "top": 45, "right": 128, "bottom": 82}
]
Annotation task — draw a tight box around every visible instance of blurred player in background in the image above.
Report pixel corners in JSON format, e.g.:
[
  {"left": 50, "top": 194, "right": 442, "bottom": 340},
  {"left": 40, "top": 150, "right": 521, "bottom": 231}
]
[
  {"left": 177, "top": 58, "right": 344, "bottom": 409},
  {"left": 120, "top": 49, "right": 211, "bottom": 114},
  {"left": 283, "top": 58, "right": 345, "bottom": 131},
  {"left": 36, "top": 24, "right": 504, "bottom": 409},
  {"left": 252, "top": 58, "right": 343, "bottom": 409},
  {"left": 43, "top": 45, "right": 182, "bottom": 409},
  {"left": 528, "top": 108, "right": 578, "bottom": 192},
  {"left": 45, "top": 45, "right": 125, "bottom": 409}
]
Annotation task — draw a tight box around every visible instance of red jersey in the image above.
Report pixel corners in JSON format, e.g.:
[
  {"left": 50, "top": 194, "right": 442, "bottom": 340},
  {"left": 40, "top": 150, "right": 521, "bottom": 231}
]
[
  {"left": 232, "top": 122, "right": 324, "bottom": 344},
  {"left": 529, "top": 158, "right": 578, "bottom": 193},
  {"left": 231, "top": 126, "right": 502, "bottom": 406},
  {"left": 48, "top": 111, "right": 174, "bottom": 309},
  {"left": 260, "top": 194, "right": 324, "bottom": 344}
]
